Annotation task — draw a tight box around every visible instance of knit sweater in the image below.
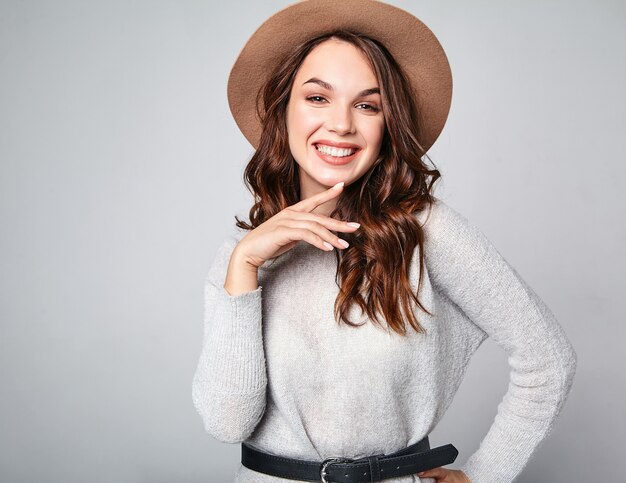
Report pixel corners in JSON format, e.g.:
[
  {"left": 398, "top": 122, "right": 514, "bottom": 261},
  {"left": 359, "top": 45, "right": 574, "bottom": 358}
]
[{"left": 191, "top": 197, "right": 577, "bottom": 483}]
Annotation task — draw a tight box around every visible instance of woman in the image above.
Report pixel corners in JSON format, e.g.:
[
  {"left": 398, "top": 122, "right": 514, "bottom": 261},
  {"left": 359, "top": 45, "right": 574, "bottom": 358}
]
[{"left": 192, "top": 1, "right": 577, "bottom": 482}]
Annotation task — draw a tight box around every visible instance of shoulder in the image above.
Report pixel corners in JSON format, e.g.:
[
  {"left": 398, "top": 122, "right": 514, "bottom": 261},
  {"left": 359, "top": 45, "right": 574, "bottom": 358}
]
[
  {"left": 219, "top": 226, "right": 249, "bottom": 252},
  {"left": 415, "top": 196, "right": 477, "bottom": 242},
  {"left": 415, "top": 197, "right": 500, "bottom": 272},
  {"left": 206, "top": 226, "right": 251, "bottom": 284}
]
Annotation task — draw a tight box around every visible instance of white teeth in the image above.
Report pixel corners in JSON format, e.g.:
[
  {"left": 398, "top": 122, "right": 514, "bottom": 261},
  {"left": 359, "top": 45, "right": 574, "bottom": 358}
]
[{"left": 316, "top": 144, "right": 356, "bottom": 157}]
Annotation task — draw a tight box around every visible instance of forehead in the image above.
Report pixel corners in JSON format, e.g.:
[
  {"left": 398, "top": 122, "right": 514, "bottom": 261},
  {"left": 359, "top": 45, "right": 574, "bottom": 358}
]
[{"left": 294, "top": 39, "right": 378, "bottom": 85}]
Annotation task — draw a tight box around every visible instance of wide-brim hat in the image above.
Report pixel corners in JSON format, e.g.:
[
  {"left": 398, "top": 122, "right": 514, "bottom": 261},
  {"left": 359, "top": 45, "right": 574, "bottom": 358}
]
[{"left": 227, "top": 0, "right": 453, "bottom": 153}]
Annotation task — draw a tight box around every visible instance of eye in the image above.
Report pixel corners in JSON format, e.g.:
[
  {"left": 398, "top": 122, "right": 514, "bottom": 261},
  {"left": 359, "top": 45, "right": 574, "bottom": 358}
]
[
  {"left": 356, "top": 103, "right": 380, "bottom": 113},
  {"left": 306, "top": 95, "right": 327, "bottom": 103}
]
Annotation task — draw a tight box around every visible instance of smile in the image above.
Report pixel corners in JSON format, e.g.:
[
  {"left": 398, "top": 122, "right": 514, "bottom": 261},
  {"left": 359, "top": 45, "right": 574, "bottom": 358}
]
[
  {"left": 315, "top": 144, "right": 356, "bottom": 157},
  {"left": 312, "top": 142, "right": 360, "bottom": 166}
]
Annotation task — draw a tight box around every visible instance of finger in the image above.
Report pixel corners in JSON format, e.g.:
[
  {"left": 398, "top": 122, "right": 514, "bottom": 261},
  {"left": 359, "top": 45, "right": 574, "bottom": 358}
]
[
  {"left": 290, "top": 211, "right": 360, "bottom": 234},
  {"left": 277, "top": 226, "right": 338, "bottom": 252},
  {"left": 283, "top": 219, "right": 351, "bottom": 250},
  {"left": 291, "top": 181, "right": 344, "bottom": 213}
]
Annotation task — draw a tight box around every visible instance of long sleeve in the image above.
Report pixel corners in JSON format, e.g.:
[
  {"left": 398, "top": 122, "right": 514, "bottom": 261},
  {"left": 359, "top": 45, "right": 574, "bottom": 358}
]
[
  {"left": 422, "top": 200, "right": 577, "bottom": 483},
  {"left": 191, "top": 235, "right": 267, "bottom": 443}
]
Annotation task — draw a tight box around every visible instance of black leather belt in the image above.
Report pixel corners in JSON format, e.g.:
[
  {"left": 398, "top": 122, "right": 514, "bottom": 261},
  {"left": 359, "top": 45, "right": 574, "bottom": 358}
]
[{"left": 241, "top": 436, "right": 459, "bottom": 482}]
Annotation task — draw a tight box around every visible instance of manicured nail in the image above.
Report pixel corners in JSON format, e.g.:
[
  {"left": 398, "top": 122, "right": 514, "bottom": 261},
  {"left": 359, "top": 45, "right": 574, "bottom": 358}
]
[
  {"left": 323, "top": 242, "right": 334, "bottom": 251},
  {"left": 347, "top": 222, "right": 360, "bottom": 228},
  {"left": 332, "top": 181, "right": 344, "bottom": 189},
  {"left": 338, "top": 239, "right": 350, "bottom": 248}
]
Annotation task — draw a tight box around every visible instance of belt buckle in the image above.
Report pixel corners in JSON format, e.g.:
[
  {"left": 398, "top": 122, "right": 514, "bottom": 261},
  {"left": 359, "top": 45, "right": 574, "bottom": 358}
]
[{"left": 320, "top": 456, "right": 353, "bottom": 483}]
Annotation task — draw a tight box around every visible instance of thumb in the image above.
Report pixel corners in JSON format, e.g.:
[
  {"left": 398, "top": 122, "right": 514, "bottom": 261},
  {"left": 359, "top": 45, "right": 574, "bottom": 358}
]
[{"left": 418, "top": 467, "right": 446, "bottom": 478}]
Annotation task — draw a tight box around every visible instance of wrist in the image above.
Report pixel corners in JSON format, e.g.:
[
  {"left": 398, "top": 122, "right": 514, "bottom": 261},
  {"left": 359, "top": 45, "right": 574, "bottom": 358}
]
[{"left": 232, "top": 246, "right": 260, "bottom": 272}]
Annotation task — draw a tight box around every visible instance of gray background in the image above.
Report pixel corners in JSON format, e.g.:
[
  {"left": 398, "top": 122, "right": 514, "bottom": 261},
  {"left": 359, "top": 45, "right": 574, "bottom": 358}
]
[{"left": 1, "top": 1, "right": 623, "bottom": 482}]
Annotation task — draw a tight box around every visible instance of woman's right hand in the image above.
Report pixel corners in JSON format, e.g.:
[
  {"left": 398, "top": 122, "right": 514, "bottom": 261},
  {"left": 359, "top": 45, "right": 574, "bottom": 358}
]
[{"left": 234, "top": 181, "right": 361, "bottom": 269}]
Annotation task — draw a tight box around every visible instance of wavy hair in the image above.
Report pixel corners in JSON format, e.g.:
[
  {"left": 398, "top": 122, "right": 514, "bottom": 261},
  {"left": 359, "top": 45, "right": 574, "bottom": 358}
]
[{"left": 234, "top": 30, "right": 442, "bottom": 336}]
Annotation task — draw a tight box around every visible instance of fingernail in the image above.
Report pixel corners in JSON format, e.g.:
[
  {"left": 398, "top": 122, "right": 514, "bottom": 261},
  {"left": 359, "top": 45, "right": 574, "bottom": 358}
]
[
  {"left": 332, "top": 181, "right": 344, "bottom": 189},
  {"left": 323, "top": 242, "right": 334, "bottom": 251},
  {"left": 347, "top": 222, "right": 360, "bottom": 228},
  {"left": 338, "top": 239, "right": 349, "bottom": 248},
  {"left": 417, "top": 472, "right": 425, "bottom": 476}
]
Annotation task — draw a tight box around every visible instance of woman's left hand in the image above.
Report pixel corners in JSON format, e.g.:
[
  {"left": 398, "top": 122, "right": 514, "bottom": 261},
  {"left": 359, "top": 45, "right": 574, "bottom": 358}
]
[{"left": 417, "top": 468, "right": 471, "bottom": 482}]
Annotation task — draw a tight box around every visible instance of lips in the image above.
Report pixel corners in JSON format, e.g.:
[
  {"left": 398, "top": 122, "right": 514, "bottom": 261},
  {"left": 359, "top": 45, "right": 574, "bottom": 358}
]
[
  {"left": 313, "top": 139, "right": 361, "bottom": 149},
  {"left": 312, "top": 140, "right": 361, "bottom": 166},
  {"left": 313, "top": 139, "right": 361, "bottom": 156}
]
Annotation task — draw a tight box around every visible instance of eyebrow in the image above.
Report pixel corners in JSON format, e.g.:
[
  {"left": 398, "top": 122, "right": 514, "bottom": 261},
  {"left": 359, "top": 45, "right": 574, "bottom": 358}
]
[{"left": 302, "top": 77, "right": 380, "bottom": 97}]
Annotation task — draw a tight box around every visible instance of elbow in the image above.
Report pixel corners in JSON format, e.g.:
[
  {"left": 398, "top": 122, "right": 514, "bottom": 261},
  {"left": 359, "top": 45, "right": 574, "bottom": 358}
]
[
  {"left": 192, "top": 383, "right": 266, "bottom": 444},
  {"left": 560, "top": 339, "right": 578, "bottom": 394},
  {"left": 543, "top": 335, "right": 577, "bottom": 408}
]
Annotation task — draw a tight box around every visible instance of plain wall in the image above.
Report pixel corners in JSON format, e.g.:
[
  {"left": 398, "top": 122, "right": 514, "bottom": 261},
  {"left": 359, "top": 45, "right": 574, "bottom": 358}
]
[{"left": 1, "top": 1, "right": 624, "bottom": 481}]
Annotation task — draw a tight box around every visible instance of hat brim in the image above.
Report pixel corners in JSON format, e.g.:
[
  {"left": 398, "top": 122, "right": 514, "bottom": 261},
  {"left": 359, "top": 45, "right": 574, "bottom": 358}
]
[{"left": 227, "top": 0, "right": 453, "bottom": 153}]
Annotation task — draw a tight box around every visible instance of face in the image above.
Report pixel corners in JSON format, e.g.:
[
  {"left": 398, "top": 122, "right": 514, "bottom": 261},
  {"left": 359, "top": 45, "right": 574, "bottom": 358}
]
[{"left": 286, "top": 39, "right": 385, "bottom": 199}]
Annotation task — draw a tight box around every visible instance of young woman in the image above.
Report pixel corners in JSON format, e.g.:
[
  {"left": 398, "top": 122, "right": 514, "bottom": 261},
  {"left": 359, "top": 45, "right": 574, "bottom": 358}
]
[{"left": 192, "top": 1, "right": 577, "bottom": 482}]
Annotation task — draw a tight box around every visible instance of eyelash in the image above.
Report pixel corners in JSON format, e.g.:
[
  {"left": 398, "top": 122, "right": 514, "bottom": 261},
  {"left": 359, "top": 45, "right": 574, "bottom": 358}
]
[{"left": 305, "top": 96, "right": 380, "bottom": 113}]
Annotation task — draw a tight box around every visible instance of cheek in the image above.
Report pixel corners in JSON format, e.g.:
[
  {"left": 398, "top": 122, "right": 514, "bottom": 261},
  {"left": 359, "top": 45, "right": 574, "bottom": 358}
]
[
  {"left": 361, "top": 120, "right": 385, "bottom": 149},
  {"left": 287, "top": 106, "right": 313, "bottom": 162},
  {"left": 288, "top": 104, "right": 322, "bottom": 140}
]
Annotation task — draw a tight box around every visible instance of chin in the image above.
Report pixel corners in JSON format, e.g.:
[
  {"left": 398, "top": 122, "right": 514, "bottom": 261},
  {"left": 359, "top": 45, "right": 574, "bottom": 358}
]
[
  {"left": 316, "top": 176, "right": 346, "bottom": 189},
  {"left": 304, "top": 165, "right": 348, "bottom": 187}
]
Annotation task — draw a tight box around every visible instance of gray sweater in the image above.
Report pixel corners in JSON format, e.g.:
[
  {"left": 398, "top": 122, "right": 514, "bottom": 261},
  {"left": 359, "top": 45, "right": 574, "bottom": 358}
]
[{"left": 192, "top": 197, "right": 577, "bottom": 483}]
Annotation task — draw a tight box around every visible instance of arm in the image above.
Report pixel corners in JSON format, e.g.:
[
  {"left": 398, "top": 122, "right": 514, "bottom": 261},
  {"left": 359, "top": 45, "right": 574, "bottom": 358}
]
[
  {"left": 191, "top": 235, "right": 267, "bottom": 443},
  {"left": 422, "top": 200, "right": 577, "bottom": 483}
]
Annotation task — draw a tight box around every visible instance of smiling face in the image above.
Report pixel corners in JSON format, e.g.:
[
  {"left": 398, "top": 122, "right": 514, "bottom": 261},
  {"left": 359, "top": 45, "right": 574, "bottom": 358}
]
[{"left": 286, "top": 39, "right": 385, "bottom": 204}]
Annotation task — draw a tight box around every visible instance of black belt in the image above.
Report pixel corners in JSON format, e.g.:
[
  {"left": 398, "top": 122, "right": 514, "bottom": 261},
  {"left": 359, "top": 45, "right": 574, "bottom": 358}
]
[{"left": 241, "top": 436, "right": 459, "bottom": 482}]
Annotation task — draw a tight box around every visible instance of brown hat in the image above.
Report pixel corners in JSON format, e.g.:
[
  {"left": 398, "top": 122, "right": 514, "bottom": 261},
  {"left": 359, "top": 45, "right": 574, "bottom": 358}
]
[{"left": 227, "top": 0, "right": 453, "bottom": 153}]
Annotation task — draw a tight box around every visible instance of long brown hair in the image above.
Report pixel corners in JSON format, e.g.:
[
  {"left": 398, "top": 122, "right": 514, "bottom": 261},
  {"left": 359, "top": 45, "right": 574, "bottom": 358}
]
[{"left": 235, "top": 30, "right": 441, "bottom": 336}]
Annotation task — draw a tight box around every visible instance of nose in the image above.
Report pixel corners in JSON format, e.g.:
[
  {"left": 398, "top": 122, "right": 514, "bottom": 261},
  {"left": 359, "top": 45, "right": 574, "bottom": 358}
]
[{"left": 326, "top": 103, "right": 355, "bottom": 135}]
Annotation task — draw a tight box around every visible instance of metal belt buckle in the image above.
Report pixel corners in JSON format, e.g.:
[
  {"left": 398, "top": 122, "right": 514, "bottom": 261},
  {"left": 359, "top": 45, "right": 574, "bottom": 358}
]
[{"left": 320, "top": 456, "right": 353, "bottom": 483}]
